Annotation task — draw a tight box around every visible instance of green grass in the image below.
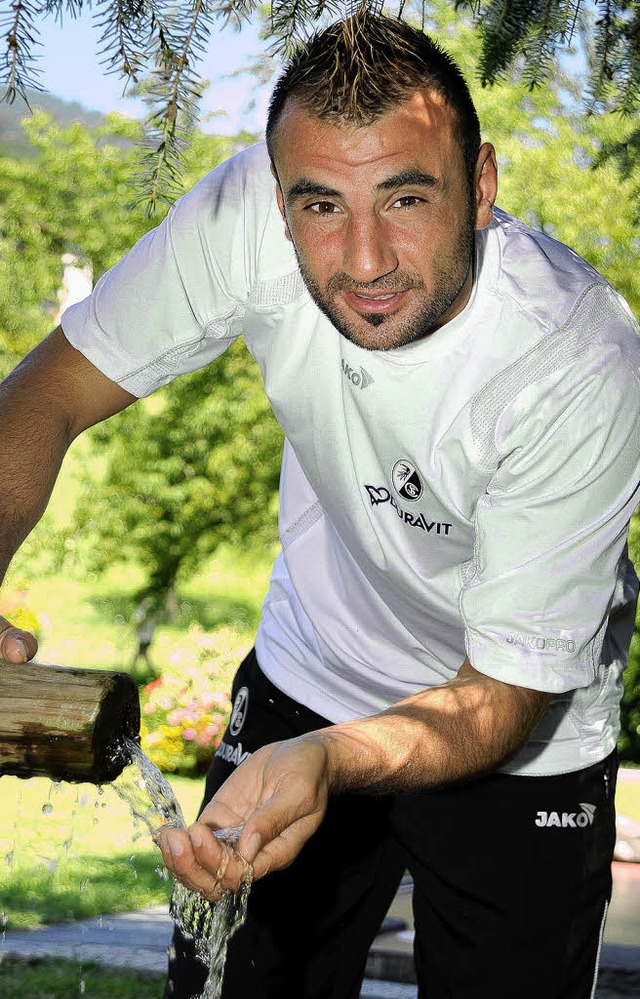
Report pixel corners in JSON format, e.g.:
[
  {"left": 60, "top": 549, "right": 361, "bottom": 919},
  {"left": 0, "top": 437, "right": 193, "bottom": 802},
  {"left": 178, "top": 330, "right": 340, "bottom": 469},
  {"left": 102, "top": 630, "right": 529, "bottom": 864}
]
[
  {"left": 0, "top": 775, "right": 203, "bottom": 930},
  {"left": 4, "top": 545, "right": 271, "bottom": 673},
  {"left": 0, "top": 957, "right": 163, "bottom": 997}
]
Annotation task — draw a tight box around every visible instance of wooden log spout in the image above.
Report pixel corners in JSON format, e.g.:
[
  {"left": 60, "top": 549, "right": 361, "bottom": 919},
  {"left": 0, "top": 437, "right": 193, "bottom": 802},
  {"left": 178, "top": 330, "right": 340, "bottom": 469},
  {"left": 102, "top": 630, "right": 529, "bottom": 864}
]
[{"left": 0, "top": 660, "right": 140, "bottom": 784}]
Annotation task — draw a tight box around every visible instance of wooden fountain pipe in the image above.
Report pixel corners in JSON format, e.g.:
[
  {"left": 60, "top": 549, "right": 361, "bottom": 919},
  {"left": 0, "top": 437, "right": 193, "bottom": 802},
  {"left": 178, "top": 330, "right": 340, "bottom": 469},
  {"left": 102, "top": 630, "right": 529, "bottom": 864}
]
[{"left": 0, "top": 660, "right": 140, "bottom": 784}]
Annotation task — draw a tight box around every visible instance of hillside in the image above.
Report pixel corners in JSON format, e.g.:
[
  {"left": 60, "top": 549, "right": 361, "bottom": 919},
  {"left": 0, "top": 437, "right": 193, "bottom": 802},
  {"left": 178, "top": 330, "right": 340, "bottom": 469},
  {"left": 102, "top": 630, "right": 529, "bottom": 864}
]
[{"left": 0, "top": 89, "right": 108, "bottom": 158}]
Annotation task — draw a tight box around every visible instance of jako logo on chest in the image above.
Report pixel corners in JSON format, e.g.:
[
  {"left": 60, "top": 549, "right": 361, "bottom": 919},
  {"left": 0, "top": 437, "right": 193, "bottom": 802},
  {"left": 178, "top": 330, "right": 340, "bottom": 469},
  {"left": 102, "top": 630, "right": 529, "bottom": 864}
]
[{"left": 341, "top": 358, "right": 374, "bottom": 389}]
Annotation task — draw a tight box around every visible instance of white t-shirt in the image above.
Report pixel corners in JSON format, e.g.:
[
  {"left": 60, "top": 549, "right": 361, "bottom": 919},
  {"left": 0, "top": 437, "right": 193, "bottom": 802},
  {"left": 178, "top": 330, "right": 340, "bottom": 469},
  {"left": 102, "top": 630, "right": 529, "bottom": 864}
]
[{"left": 62, "top": 142, "right": 640, "bottom": 776}]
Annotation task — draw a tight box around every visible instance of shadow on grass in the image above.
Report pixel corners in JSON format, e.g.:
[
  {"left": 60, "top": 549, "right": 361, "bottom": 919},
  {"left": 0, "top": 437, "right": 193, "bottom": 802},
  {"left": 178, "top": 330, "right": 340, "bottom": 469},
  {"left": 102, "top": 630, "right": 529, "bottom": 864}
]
[{"left": 3, "top": 850, "right": 172, "bottom": 930}]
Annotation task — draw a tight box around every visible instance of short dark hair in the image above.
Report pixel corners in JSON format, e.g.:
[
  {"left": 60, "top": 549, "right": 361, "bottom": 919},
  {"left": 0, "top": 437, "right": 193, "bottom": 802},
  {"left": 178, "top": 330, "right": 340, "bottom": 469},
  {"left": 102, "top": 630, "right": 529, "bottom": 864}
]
[{"left": 266, "top": 10, "right": 481, "bottom": 192}]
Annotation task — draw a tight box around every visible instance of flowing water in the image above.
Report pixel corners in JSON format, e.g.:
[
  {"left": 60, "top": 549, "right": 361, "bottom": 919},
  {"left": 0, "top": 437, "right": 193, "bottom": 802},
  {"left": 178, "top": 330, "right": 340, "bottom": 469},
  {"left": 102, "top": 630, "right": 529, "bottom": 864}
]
[{"left": 111, "top": 738, "right": 253, "bottom": 999}]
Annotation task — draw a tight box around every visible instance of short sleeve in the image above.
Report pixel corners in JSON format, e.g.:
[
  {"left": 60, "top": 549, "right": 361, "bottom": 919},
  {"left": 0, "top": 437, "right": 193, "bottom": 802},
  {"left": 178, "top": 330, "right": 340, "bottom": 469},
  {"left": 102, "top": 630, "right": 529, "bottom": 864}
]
[
  {"left": 61, "top": 143, "right": 273, "bottom": 397},
  {"left": 460, "top": 284, "right": 640, "bottom": 693}
]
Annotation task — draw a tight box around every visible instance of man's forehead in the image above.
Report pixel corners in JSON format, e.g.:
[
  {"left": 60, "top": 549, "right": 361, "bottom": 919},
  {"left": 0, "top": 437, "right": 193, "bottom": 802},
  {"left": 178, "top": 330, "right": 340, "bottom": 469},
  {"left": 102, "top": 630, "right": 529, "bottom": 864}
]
[
  {"left": 274, "top": 87, "right": 455, "bottom": 141},
  {"left": 271, "top": 89, "right": 460, "bottom": 178}
]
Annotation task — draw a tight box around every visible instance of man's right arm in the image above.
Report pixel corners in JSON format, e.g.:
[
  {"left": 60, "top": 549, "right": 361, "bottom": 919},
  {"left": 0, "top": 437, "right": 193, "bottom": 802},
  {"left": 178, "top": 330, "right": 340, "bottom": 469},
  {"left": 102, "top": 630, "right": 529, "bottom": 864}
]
[{"left": 0, "top": 326, "right": 136, "bottom": 662}]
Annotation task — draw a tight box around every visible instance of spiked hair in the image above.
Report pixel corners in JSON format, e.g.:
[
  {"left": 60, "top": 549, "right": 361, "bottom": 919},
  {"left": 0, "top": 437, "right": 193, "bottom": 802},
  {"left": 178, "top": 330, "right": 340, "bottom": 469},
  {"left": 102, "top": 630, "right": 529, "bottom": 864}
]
[{"left": 266, "top": 10, "right": 481, "bottom": 194}]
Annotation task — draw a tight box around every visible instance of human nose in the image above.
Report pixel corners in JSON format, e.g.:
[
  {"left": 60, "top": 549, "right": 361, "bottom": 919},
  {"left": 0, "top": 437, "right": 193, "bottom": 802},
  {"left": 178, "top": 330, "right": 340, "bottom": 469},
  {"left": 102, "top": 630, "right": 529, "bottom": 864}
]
[{"left": 343, "top": 214, "right": 398, "bottom": 284}]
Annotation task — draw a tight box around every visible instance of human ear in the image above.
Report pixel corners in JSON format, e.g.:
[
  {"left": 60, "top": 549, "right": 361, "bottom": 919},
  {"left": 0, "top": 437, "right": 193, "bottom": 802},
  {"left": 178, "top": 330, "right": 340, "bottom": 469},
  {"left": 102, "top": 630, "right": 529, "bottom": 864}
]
[{"left": 474, "top": 143, "right": 498, "bottom": 230}]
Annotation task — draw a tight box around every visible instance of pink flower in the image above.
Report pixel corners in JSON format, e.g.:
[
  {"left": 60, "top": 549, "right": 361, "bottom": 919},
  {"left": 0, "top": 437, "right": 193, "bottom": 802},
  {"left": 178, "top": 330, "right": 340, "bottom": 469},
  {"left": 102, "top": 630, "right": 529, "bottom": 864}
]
[{"left": 182, "top": 727, "right": 197, "bottom": 741}]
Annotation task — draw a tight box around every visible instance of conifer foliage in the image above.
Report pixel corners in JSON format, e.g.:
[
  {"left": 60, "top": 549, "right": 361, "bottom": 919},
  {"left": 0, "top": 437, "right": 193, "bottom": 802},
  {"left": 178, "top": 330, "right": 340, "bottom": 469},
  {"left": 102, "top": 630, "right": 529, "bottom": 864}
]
[
  {"left": 2, "top": 1, "right": 639, "bottom": 205},
  {"left": 457, "top": 0, "right": 640, "bottom": 112}
]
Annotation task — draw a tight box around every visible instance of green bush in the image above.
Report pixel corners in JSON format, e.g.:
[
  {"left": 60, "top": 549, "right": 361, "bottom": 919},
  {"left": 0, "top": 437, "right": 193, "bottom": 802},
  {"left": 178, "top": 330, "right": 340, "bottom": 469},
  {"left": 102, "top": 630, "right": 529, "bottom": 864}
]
[{"left": 619, "top": 627, "right": 640, "bottom": 763}]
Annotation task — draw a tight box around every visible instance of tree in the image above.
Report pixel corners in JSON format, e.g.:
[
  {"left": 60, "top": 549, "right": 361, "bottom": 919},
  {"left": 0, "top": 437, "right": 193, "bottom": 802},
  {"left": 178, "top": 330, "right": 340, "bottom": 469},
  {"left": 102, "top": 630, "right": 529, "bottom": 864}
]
[
  {"left": 0, "top": 112, "right": 250, "bottom": 372},
  {"left": 74, "top": 339, "right": 282, "bottom": 617},
  {"left": 0, "top": 111, "right": 154, "bottom": 368},
  {"left": 3, "top": 0, "right": 639, "bottom": 209},
  {"left": 1, "top": 110, "right": 279, "bottom": 616}
]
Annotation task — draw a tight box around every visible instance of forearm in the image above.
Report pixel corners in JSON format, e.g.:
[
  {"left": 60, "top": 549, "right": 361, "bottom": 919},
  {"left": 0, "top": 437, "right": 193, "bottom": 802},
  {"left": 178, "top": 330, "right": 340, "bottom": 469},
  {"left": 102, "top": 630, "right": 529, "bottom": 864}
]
[
  {"left": 0, "top": 352, "right": 74, "bottom": 581},
  {"left": 156, "top": 659, "right": 551, "bottom": 892},
  {"left": 317, "top": 659, "right": 551, "bottom": 795}
]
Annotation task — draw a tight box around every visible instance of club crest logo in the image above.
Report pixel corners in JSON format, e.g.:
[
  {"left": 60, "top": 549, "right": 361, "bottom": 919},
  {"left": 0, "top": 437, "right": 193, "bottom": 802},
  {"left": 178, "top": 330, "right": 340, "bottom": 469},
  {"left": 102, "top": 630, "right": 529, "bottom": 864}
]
[
  {"left": 392, "top": 459, "right": 423, "bottom": 502},
  {"left": 229, "top": 686, "right": 249, "bottom": 736}
]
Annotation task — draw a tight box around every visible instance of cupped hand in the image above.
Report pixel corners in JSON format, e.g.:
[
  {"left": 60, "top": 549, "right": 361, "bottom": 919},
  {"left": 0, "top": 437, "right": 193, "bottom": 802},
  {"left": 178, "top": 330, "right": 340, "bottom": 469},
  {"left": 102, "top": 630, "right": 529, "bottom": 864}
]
[
  {"left": 0, "top": 614, "right": 38, "bottom": 662},
  {"left": 154, "top": 733, "right": 331, "bottom": 900}
]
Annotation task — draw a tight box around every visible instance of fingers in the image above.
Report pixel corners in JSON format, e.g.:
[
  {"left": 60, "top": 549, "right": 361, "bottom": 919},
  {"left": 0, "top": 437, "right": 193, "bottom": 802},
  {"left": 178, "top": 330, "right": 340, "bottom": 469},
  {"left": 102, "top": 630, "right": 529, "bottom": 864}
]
[
  {"left": 190, "top": 823, "right": 250, "bottom": 890},
  {"left": 154, "top": 823, "right": 249, "bottom": 901},
  {"left": 155, "top": 825, "right": 223, "bottom": 899},
  {"left": 156, "top": 737, "right": 332, "bottom": 895},
  {"left": 0, "top": 616, "right": 38, "bottom": 663}
]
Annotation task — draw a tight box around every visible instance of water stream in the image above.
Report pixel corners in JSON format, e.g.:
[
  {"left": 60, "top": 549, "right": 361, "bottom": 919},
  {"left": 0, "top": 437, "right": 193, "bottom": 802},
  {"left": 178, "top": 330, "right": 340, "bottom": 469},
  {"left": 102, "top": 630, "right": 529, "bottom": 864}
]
[{"left": 111, "top": 738, "right": 253, "bottom": 999}]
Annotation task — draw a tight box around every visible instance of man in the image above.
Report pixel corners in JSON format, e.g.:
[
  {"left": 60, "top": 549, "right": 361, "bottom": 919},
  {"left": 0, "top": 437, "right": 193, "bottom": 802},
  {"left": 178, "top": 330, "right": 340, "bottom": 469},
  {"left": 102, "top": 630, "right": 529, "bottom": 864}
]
[{"left": 1, "top": 11, "right": 639, "bottom": 999}]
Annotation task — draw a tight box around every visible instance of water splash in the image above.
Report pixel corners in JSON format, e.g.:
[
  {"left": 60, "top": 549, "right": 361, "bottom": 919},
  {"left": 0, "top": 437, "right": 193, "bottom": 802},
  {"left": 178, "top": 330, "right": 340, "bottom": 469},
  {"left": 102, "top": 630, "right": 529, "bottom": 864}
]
[
  {"left": 110, "top": 739, "right": 185, "bottom": 835},
  {"left": 171, "top": 828, "right": 253, "bottom": 999},
  {"left": 111, "top": 738, "right": 252, "bottom": 999}
]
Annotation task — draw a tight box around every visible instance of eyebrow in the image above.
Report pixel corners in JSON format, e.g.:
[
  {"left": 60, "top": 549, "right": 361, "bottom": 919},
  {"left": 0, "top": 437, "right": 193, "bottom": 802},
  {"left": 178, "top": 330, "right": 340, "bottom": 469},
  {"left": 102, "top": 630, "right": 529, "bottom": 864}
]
[
  {"left": 375, "top": 169, "right": 439, "bottom": 192},
  {"left": 286, "top": 179, "right": 341, "bottom": 202},
  {"left": 285, "top": 168, "right": 439, "bottom": 204}
]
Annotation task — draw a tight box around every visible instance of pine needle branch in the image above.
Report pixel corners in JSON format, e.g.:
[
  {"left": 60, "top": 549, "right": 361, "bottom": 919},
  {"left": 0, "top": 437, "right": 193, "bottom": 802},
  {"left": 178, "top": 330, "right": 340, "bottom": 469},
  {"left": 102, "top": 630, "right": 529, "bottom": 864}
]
[
  {"left": 267, "top": 0, "right": 344, "bottom": 58},
  {"left": 95, "top": 0, "right": 150, "bottom": 86},
  {"left": 130, "top": 0, "right": 215, "bottom": 213},
  {"left": 1, "top": 0, "right": 44, "bottom": 103},
  {"left": 454, "top": 0, "right": 587, "bottom": 85},
  {"left": 519, "top": 0, "right": 583, "bottom": 90}
]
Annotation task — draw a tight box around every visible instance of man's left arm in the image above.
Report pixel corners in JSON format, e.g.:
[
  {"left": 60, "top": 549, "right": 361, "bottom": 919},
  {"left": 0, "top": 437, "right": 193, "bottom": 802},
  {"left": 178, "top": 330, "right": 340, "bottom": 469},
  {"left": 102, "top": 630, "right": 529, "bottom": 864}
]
[{"left": 155, "top": 659, "right": 549, "bottom": 895}]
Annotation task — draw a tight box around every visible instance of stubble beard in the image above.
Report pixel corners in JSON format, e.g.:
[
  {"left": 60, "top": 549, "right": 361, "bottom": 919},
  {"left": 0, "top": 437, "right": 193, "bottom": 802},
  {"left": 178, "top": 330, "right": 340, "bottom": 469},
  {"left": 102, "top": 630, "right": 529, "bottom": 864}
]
[{"left": 294, "top": 216, "right": 476, "bottom": 352}]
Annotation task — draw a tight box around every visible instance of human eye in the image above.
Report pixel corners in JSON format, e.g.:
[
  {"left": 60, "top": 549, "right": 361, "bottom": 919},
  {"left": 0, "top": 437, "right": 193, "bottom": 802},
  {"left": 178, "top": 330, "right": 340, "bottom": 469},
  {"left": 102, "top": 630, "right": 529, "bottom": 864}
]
[
  {"left": 391, "top": 194, "right": 425, "bottom": 210},
  {"left": 307, "top": 200, "right": 341, "bottom": 215}
]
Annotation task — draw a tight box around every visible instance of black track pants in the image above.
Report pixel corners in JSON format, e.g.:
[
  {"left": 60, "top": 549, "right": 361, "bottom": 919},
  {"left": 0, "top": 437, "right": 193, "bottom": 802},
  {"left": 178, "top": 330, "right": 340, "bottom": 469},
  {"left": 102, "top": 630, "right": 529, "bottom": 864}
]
[{"left": 165, "top": 649, "right": 617, "bottom": 999}]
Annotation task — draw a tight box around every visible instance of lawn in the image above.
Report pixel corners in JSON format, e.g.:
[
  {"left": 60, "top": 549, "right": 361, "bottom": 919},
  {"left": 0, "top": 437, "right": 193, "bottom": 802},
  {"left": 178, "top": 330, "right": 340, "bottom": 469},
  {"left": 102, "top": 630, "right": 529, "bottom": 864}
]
[
  {"left": 0, "top": 957, "right": 164, "bottom": 998},
  {"left": 0, "top": 773, "right": 203, "bottom": 931}
]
